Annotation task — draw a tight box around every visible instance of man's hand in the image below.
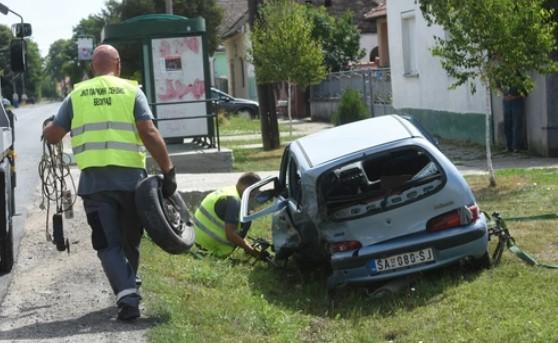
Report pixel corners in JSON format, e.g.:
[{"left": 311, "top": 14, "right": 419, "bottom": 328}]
[
  {"left": 42, "top": 115, "right": 55, "bottom": 128},
  {"left": 162, "top": 167, "right": 177, "bottom": 198}
]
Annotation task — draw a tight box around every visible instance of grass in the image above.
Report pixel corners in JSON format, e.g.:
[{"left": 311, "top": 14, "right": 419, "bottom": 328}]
[
  {"left": 220, "top": 116, "right": 289, "bottom": 136},
  {"left": 141, "top": 168, "right": 558, "bottom": 342}
]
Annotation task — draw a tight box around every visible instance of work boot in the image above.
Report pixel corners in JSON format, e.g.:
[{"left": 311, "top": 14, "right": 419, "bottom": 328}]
[{"left": 117, "top": 303, "right": 140, "bottom": 321}]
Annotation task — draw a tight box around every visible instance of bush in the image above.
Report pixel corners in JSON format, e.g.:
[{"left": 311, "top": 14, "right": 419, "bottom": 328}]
[{"left": 332, "top": 89, "right": 370, "bottom": 126}]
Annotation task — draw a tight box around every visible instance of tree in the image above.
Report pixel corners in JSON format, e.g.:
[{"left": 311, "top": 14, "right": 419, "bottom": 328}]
[
  {"left": 22, "top": 39, "right": 43, "bottom": 98},
  {"left": 0, "top": 25, "right": 14, "bottom": 98},
  {"left": 119, "top": 0, "right": 223, "bottom": 54},
  {"left": 305, "top": 6, "right": 365, "bottom": 72},
  {"left": 420, "top": 0, "right": 558, "bottom": 186},
  {"left": 252, "top": 0, "right": 327, "bottom": 137}
]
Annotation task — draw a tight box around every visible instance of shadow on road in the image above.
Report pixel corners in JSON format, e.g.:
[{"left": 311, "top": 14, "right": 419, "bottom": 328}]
[{"left": 0, "top": 306, "right": 162, "bottom": 341}]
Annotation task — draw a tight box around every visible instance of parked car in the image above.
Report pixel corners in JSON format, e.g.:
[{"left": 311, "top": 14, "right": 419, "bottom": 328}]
[
  {"left": 241, "top": 114, "right": 489, "bottom": 290},
  {"left": 210, "top": 87, "right": 259, "bottom": 119}
]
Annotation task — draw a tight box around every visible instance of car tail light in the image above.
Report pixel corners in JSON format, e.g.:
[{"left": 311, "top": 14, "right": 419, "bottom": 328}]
[
  {"left": 330, "top": 240, "right": 362, "bottom": 253},
  {"left": 427, "top": 204, "right": 480, "bottom": 232}
]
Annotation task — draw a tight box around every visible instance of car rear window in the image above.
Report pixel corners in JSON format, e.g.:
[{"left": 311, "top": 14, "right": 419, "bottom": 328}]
[{"left": 319, "top": 147, "right": 445, "bottom": 221}]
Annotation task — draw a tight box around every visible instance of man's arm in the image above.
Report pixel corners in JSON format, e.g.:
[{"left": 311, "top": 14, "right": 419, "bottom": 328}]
[
  {"left": 43, "top": 122, "right": 67, "bottom": 144},
  {"left": 136, "top": 120, "right": 173, "bottom": 173},
  {"left": 224, "top": 223, "right": 259, "bottom": 257},
  {"left": 43, "top": 97, "right": 72, "bottom": 144}
]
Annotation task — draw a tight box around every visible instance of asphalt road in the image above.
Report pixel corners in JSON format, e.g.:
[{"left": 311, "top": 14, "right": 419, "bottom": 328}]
[{"left": 0, "top": 101, "right": 62, "bottom": 303}]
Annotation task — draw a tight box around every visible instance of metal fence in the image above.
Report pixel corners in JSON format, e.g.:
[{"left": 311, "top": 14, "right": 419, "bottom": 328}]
[{"left": 309, "top": 68, "right": 393, "bottom": 119}]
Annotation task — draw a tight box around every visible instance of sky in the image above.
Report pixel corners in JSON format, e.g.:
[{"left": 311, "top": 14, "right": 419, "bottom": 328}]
[{"left": 0, "top": 0, "right": 109, "bottom": 57}]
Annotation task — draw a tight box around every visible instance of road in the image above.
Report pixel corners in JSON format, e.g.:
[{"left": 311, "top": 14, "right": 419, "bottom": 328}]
[{"left": 0, "top": 102, "right": 61, "bottom": 303}]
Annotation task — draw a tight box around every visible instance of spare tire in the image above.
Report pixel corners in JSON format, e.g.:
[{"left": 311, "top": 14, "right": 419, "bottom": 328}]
[{"left": 135, "top": 175, "right": 195, "bottom": 254}]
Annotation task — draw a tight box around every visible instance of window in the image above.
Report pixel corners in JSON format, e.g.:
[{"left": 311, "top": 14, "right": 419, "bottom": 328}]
[
  {"left": 401, "top": 11, "right": 418, "bottom": 77},
  {"left": 319, "top": 148, "right": 444, "bottom": 221},
  {"left": 286, "top": 157, "right": 302, "bottom": 205}
]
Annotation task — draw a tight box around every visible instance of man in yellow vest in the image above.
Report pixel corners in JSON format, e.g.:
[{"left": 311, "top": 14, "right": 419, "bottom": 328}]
[
  {"left": 43, "top": 44, "right": 176, "bottom": 321},
  {"left": 194, "top": 172, "right": 262, "bottom": 258}
]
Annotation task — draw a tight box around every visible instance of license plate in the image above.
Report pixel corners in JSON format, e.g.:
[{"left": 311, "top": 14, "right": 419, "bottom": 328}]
[{"left": 371, "top": 248, "right": 434, "bottom": 273}]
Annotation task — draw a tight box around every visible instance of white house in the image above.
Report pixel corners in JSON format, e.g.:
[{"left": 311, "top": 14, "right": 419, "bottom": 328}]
[{"left": 387, "top": 0, "right": 489, "bottom": 144}]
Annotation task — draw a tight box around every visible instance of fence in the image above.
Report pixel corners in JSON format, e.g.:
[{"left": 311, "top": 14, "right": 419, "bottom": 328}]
[{"left": 309, "top": 68, "right": 393, "bottom": 121}]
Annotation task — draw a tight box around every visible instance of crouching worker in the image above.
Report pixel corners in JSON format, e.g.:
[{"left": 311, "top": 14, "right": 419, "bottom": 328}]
[{"left": 193, "top": 172, "right": 262, "bottom": 258}]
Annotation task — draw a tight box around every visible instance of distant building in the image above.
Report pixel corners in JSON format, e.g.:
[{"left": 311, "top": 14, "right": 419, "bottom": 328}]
[
  {"left": 214, "top": 0, "right": 257, "bottom": 100},
  {"left": 386, "top": 0, "right": 488, "bottom": 145}
]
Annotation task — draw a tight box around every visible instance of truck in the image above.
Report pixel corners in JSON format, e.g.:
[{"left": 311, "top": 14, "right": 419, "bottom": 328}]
[{"left": 0, "top": 3, "right": 32, "bottom": 273}]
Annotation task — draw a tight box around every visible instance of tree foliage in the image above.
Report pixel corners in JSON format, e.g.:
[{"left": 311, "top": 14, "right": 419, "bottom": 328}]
[
  {"left": 0, "top": 24, "right": 43, "bottom": 99},
  {"left": 420, "top": 0, "right": 558, "bottom": 94},
  {"left": 305, "top": 7, "right": 365, "bottom": 72},
  {"left": 251, "top": 0, "right": 327, "bottom": 87},
  {"left": 120, "top": 0, "right": 223, "bottom": 54}
]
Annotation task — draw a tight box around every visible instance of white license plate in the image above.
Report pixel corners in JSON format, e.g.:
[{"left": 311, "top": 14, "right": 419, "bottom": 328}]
[{"left": 371, "top": 248, "right": 434, "bottom": 273}]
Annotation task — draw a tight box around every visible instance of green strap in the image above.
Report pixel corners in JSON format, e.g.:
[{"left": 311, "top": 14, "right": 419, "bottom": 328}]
[
  {"left": 507, "top": 238, "right": 558, "bottom": 269},
  {"left": 485, "top": 211, "right": 558, "bottom": 269}
]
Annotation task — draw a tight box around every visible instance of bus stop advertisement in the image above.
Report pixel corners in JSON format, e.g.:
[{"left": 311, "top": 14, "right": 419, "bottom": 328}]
[{"left": 101, "top": 14, "right": 219, "bottom": 149}]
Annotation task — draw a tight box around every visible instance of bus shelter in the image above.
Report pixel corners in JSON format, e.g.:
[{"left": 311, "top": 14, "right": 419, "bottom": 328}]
[{"left": 102, "top": 14, "right": 219, "bottom": 148}]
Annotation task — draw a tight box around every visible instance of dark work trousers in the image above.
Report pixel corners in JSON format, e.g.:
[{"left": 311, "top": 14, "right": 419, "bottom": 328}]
[
  {"left": 503, "top": 98, "right": 525, "bottom": 151},
  {"left": 82, "top": 191, "right": 143, "bottom": 307}
]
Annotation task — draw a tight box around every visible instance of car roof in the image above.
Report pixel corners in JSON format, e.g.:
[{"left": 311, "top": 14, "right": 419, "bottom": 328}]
[{"left": 295, "top": 115, "right": 424, "bottom": 168}]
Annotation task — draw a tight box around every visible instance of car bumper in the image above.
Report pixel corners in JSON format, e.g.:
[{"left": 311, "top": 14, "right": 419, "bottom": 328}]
[{"left": 327, "top": 215, "right": 488, "bottom": 289}]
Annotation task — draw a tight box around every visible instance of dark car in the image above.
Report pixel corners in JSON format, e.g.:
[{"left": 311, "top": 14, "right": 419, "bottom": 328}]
[{"left": 211, "top": 88, "right": 259, "bottom": 119}]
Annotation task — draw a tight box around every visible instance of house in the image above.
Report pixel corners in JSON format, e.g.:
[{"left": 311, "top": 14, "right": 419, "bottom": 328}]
[
  {"left": 386, "top": 0, "right": 489, "bottom": 145},
  {"left": 364, "top": 1, "right": 388, "bottom": 67},
  {"left": 215, "top": 0, "right": 257, "bottom": 100},
  {"left": 303, "top": 0, "right": 379, "bottom": 64}
]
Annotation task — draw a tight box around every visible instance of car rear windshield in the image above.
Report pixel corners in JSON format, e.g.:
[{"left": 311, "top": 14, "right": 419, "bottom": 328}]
[{"left": 319, "top": 147, "right": 445, "bottom": 221}]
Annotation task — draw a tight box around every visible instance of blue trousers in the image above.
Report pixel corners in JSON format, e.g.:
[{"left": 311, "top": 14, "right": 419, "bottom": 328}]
[
  {"left": 82, "top": 191, "right": 143, "bottom": 307},
  {"left": 503, "top": 98, "right": 524, "bottom": 151}
]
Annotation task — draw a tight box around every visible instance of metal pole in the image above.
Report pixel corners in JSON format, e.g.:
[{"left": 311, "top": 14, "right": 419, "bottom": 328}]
[{"left": 165, "top": 0, "right": 173, "bottom": 14}]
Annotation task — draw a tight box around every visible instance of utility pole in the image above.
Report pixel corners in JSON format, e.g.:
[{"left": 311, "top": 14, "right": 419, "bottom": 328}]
[
  {"left": 248, "top": 0, "right": 280, "bottom": 150},
  {"left": 165, "top": 0, "right": 173, "bottom": 14}
]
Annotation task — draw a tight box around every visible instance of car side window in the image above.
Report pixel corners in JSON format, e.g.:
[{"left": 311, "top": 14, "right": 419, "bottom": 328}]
[{"left": 286, "top": 157, "right": 303, "bottom": 205}]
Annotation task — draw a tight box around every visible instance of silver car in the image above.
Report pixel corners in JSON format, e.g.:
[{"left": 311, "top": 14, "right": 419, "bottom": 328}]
[{"left": 241, "top": 115, "right": 489, "bottom": 289}]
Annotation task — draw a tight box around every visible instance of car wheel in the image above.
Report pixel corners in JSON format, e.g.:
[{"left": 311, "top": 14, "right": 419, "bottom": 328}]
[
  {"left": 469, "top": 251, "right": 491, "bottom": 270},
  {"left": 238, "top": 108, "right": 257, "bottom": 119},
  {"left": 135, "top": 176, "right": 195, "bottom": 254},
  {"left": 0, "top": 227, "right": 14, "bottom": 273}
]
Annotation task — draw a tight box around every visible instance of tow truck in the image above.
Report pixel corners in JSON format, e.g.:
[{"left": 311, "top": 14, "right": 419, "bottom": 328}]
[{"left": 0, "top": 2, "right": 32, "bottom": 273}]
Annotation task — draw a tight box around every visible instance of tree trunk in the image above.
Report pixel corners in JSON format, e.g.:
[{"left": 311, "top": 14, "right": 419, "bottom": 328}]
[
  {"left": 288, "top": 81, "right": 293, "bottom": 137},
  {"left": 485, "top": 84, "right": 497, "bottom": 187},
  {"left": 258, "top": 83, "right": 280, "bottom": 150},
  {"left": 249, "top": 0, "right": 280, "bottom": 150}
]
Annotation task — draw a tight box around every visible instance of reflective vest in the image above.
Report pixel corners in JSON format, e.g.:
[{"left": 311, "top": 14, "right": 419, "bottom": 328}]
[
  {"left": 194, "top": 186, "right": 241, "bottom": 257},
  {"left": 70, "top": 75, "right": 145, "bottom": 170}
]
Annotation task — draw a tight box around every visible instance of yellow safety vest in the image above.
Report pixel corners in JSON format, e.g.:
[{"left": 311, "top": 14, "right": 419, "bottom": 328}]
[
  {"left": 70, "top": 75, "right": 145, "bottom": 170},
  {"left": 194, "top": 186, "right": 242, "bottom": 257}
]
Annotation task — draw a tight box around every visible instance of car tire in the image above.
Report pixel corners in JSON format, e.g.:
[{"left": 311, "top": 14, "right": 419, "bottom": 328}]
[
  {"left": 238, "top": 108, "right": 257, "bottom": 119},
  {"left": 135, "top": 176, "right": 195, "bottom": 254},
  {"left": 469, "top": 251, "right": 491, "bottom": 270},
  {"left": 0, "top": 227, "right": 14, "bottom": 273}
]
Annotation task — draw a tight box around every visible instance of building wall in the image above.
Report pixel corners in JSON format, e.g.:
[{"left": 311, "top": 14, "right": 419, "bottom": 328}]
[
  {"left": 387, "top": 0, "right": 489, "bottom": 144},
  {"left": 359, "top": 33, "right": 378, "bottom": 63},
  {"left": 222, "top": 28, "right": 258, "bottom": 101}
]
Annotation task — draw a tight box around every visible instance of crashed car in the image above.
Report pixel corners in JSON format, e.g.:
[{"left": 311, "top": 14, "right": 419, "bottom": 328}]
[{"left": 240, "top": 114, "right": 489, "bottom": 289}]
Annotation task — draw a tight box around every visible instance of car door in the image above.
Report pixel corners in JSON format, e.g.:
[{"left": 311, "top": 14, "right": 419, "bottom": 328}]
[
  {"left": 240, "top": 146, "right": 320, "bottom": 260},
  {"left": 240, "top": 146, "right": 291, "bottom": 223}
]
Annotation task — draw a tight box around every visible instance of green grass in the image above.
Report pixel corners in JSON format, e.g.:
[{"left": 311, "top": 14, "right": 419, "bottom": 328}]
[
  {"left": 141, "top": 169, "right": 558, "bottom": 342},
  {"left": 220, "top": 116, "right": 289, "bottom": 136}
]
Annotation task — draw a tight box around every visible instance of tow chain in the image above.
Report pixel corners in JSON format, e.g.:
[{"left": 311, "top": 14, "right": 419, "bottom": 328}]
[{"left": 486, "top": 212, "right": 558, "bottom": 269}]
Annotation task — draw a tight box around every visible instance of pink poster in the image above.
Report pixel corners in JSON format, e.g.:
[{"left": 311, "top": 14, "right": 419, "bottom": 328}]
[{"left": 152, "top": 36, "right": 208, "bottom": 138}]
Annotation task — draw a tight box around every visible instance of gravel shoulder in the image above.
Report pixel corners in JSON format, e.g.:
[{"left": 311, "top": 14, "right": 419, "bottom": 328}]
[{"left": 0, "top": 183, "right": 154, "bottom": 342}]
